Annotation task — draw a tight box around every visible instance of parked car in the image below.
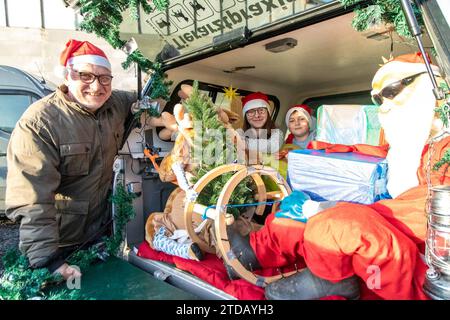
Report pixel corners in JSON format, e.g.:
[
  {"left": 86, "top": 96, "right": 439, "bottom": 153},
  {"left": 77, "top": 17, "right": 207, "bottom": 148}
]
[{"left": 0, "top": 65, "right": 56, "bottom": 216}]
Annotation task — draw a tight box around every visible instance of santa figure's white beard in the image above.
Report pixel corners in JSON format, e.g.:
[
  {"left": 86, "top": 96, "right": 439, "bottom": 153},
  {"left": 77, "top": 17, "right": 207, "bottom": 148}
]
[{"left": 378, "top": 79, "right": 436, "bottom": 198}]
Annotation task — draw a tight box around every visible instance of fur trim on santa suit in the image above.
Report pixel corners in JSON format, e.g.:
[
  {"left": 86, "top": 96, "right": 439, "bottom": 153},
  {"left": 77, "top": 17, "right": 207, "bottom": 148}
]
[{"left": 242, "top": 92, "right": 270, "bottom": 116}]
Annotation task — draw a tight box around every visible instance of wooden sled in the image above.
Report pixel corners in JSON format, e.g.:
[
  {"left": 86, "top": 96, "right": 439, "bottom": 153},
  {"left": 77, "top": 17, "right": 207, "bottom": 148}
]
[{"left": 184, "top": 164, "right": 299, "bottom": 286}]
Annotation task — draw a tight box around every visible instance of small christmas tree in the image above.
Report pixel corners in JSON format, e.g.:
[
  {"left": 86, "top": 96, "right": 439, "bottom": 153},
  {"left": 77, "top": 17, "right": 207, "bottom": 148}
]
[{"left": 184, "top": 81, "right": 256, "bottom": 218}]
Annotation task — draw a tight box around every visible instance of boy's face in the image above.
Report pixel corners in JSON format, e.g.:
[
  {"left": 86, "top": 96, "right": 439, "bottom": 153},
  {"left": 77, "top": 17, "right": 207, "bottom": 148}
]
[{"left": 288, "top": 111, "right": 310, "bottom": 138}]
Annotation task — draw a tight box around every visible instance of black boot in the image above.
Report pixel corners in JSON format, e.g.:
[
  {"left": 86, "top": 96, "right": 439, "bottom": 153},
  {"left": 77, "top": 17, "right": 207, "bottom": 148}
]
[
  {"left": 265, "top": 268, "right": 360, "bottom": 300},
  {"left": 224, "top": 225, "right": 261, "bottom": 280}
]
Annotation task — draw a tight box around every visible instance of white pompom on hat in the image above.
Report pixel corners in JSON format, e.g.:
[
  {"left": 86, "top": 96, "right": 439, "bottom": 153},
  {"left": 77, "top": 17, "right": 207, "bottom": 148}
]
[
  {"left": 60, "top": 39, "right": 111, "bottom": 70},
  {"left": 241, "top": 92, "right": 270, "bottom": 116}
]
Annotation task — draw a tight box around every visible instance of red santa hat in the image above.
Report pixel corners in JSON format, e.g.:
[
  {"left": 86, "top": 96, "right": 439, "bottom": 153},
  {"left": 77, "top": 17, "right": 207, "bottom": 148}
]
[
  {"left": 372, "top": 52, "right": 440, "bottom": 92},
  {"left": 285, "top": 104, "right": 315, "bottom": 131},
  {"left": 60, "top": 39, "right": 111, "bottom": 70},
  {"left": 242, "top": 92, "right": 270, "bottom": 116}
]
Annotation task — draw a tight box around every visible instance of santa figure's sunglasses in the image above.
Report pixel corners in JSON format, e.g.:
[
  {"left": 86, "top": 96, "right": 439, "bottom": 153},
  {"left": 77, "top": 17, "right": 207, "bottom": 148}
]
[{"left": 371, "top": 71, "right": 427, "bottom": 106}]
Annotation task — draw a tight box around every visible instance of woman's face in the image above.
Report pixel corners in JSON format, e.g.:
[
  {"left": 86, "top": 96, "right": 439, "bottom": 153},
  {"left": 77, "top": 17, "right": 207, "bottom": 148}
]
[
  {"left": 288, "top": 110, "right": 310, "bottom": 138},
  {"left": 246, "top": 107, "right": 268, "bottom": 129}
]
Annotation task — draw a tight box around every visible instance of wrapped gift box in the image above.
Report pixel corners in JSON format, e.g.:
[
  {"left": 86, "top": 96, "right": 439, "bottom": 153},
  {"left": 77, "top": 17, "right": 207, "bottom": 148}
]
[
  {"left": 287, "top": 149, "right": 390, "bottom": 204},
  {"left": 316, "top": 104, "right": 381, "bottom": 146}
]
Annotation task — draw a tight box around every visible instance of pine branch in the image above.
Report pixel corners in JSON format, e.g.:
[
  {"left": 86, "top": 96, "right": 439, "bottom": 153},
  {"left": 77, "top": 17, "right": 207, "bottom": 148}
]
[
  {"left": 1, "top": 184, "right": 135, "bottom": 300},
  {"left": 339, "top": 0, "right": 424, "bottom": 38},
  {"left": 434, "top": 149, "right": 450, "bottom": 171},
  {"left": 184, "top": 81, "right": 256, "bottom": 217}
]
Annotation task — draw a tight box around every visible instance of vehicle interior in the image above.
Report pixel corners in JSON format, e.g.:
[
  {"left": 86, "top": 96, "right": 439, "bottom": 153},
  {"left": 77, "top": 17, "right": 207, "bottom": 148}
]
[{"left": 114, "top": 1, "right": 440, "bottom": 299}]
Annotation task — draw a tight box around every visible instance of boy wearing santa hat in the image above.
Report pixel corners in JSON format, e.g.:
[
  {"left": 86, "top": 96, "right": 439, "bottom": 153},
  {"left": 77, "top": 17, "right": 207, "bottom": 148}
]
[
  {"left": 6, "top": 39, "right": 138, "bottom": 280},
  {"left": 284, "top": 104, "right": 316, "bottom": 148},
  {"left": 275, "top": 104, "right": 317, "bottom": 161}
]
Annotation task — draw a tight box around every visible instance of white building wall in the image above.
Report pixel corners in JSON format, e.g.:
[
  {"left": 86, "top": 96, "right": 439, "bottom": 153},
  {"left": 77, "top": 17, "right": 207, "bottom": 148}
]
[
  {"left": 0, "top": 0, "right": 163, "bottom": 92},
  {"left": 0, "top": 27, "right": 150, "bottom": 92}
]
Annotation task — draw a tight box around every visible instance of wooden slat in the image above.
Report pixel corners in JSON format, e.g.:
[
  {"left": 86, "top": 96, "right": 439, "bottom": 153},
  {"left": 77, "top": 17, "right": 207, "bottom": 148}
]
[{"left": 215, "top": 166, "right": 296, "bottom": 286}]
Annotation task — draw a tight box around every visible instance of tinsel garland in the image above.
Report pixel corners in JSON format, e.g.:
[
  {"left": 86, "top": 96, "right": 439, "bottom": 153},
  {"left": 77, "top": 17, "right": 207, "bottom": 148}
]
[
  {"left": 338, "top": 0, "right": 423, "bottom": 38},
  {"left": 184, "top": 81, "right": 255, "bottom": 218},
  {"left": 0, "top": 184, "right": 135, "bottom": 300},
  {"left": 434, "top": 82, "right": 450, "bottom": 172},
  {"left": 77, "top": 0, "right": 172, "bottom": 120}
]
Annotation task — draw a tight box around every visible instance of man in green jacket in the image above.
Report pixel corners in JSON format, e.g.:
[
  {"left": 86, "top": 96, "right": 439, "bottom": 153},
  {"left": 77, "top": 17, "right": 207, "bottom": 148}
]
[{"left": 5, "top": 39, "right": 137, "bottom": 280}]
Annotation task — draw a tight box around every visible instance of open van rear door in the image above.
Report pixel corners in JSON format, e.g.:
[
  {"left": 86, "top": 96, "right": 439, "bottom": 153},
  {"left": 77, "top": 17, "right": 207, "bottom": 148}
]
[{"left": 418, "top": 0, "right": 450, "bottom": 85}]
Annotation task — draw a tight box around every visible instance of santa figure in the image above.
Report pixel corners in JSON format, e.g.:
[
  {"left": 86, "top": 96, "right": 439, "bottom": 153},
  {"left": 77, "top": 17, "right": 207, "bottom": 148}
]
[{"left": 224, "top": 52, "right": 450, "bottom": 300}]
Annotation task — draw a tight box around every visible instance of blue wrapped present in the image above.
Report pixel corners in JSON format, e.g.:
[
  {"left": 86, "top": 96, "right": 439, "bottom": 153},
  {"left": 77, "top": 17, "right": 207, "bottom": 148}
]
[{"left": 287, "top": 149, "right": 391, "bottom": 204}]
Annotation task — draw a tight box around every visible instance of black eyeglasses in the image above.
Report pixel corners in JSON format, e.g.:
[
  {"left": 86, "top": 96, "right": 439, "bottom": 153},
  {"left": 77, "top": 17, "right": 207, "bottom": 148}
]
[
  {"left": 72, "top": 71, "right": 113, "bottom": 86},
  {"left": 247, "top": 108, "right": 268, "bottom": 117},
  {"left": 371, "top": 71, "right": 427, "bottom": 106}
]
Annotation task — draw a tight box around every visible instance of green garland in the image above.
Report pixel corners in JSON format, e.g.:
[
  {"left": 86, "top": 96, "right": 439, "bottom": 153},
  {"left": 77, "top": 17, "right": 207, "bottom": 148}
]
[
  {"left": 338, "top": 0, "right": 423, "bottom": 38},
  {"left": 0, "top": 184, "right": 135, "bottom": 300},
  {"left": 0, "top": 250, "right": 79, "bottom": 300},
  {"left": 434, "top": 82, "right": 450, "bottom": 171},
  {"left": 184, "top": 81, "right": 255, "bottom": 218}
]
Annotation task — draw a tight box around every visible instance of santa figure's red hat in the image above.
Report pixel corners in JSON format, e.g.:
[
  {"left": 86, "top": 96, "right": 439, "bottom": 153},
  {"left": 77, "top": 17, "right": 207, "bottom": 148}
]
[
  {"left": 242, "top": 92, "right": 270, "bottom": 116},
  {"left": 60, "top": 39, "right": 111, "bottom": 70},
  {"left": 372, "top": 52, "right": 440, "bottom": 92}
]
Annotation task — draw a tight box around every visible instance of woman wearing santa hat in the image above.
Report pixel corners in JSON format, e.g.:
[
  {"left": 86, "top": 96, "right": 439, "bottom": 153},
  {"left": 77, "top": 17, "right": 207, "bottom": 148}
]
[
  {"left": 5, "top": 39, "right": 138, "bottom": 281},
  {"left": 240, "top": 92, "right": 284, "bottom": 164}
]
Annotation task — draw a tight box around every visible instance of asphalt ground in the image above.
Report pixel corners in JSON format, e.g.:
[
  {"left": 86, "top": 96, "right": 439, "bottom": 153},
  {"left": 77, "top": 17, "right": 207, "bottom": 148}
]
[{"left": 0, "top": 217, "right": 19, "bottom": 275}]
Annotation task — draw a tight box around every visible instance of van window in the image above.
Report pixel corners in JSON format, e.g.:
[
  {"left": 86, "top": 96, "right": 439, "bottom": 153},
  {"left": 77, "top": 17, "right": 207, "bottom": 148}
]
[
  {"left": 0, "top": 93, "right": 35, "bottom": 133},
  {"left": 164, "top": 79, "right": 280, "bottom": 121},
  {"left": 302, "top": 91, "right": 373, "bottom": 116}
]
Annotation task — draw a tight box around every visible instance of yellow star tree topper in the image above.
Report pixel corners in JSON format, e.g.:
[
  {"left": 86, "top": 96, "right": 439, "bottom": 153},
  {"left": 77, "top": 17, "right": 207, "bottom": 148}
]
[{"left": 223, "top": 85, "right": 239, "bottom": 100}]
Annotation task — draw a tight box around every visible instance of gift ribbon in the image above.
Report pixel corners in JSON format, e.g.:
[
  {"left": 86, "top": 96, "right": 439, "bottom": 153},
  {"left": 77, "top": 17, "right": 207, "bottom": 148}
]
[{"left": 307, "top": 141, "right": 389, "bottom": 158}]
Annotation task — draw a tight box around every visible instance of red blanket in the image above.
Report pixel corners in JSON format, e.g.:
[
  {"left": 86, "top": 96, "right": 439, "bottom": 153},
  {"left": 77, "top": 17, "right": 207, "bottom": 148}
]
[{"left": 137, "top": 242, "right": 378, "bottom": 300}]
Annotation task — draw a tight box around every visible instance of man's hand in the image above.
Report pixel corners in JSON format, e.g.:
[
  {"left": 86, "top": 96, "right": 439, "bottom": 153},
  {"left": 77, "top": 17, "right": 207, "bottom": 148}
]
[
  {"left": 131, "top": 97, "right": 160, "bottom": 114},
  {"left": 131, "top": 101, "right": 140, "bottom": 114},
  {"left": 54, "top": 263, "right": 82, "bottom": 280}
]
